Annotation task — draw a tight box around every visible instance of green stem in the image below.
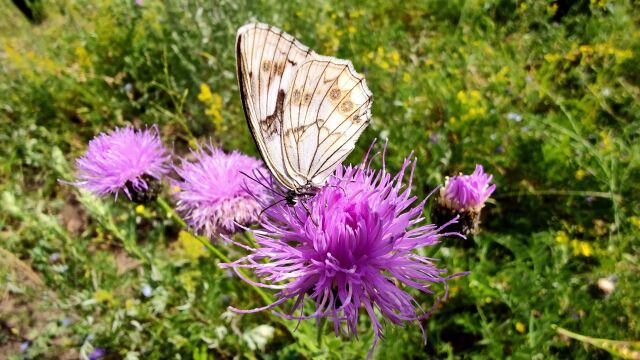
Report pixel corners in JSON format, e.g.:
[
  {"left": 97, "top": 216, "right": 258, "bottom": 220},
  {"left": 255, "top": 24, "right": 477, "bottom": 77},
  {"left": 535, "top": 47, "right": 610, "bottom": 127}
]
[
  {"left": 241, "top": 230, "right": 259, "bottom": 249},
  {"left": 495, "top": 189, "right": 621, "bottom": 201},
  {"left": 554, "top": 325, "right": 595, "bottom": 344},
  {"left": 427, "top": 241, "right": 445, "bottom": 258},
  {"left": 122, "top": 236, "right": 147, "bottom": 262},
  {"left": 156, "top": 197, "right": 273, "bottom": 306},
  {"left": 123, "top": 206, "right": 149, "bottom": 262},
  {"left": 317, "top": 317, "right": 328, "bottom": 347},
  {"left": 103, "top": 205, "right": 147, "bottom": 262}
]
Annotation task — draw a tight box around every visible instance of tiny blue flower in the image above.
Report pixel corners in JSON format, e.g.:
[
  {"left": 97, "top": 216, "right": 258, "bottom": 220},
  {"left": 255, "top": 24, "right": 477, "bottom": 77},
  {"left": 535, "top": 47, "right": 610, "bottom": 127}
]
[
  {"left": 142, "top": 284, "right": 153, "bottom": 298},
  {"left": 506, "top": 112, "right": 523, "bottom": 122},
  {"left": 20, "top": 341, "right": 30, "bottom": 352},
  {"left": 89, "top": 348, "right": 107, "bottom": 360}
]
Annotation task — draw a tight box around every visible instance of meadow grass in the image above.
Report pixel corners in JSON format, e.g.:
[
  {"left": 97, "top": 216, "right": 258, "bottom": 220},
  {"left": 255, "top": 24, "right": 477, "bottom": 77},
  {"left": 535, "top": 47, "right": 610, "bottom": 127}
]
[{"left": 1, "top": 0, "right": 639, "bottom": 359}]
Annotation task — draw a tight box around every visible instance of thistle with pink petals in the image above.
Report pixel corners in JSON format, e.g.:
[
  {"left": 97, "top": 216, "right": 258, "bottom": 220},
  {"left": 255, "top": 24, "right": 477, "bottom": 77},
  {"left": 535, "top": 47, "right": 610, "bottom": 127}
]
[
  {"left": 433, "top": 164, "right": 496, "bottom": 235},
  {"left": 172, "top": 144, "right": 269, "bottom": 238},
  {"left": 221, "top": 147, "right": 466, "bottom": 358},
  {"left": 72, "top": 126, "right": 170, "bottom": 202}
]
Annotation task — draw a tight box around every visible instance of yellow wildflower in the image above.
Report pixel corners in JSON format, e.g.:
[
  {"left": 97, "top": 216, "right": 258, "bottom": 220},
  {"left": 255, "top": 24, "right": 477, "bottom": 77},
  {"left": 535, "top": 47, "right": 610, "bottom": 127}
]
[
  {"left": 590, "top": 0, "right": 607, "bottom": 7},
  {"left": 348, "top": 25, "right": 357, "bottom": 34},
  {"left": 570, "top": 240, "right": 580, "bottom": 256},
  {"left": 93, "top": 289, "right": 114, "bottom": 303},
  {"left": 614, "top": 49, "right": 633, "bottom": 62},
  {"left": 595, "top": 43, "right": 614, "bottom": 55},
  {"left": 575, "top": 169, "right": 586, "bottom": 181},
  {"left": 425, "top": 58, "right": 434, "bottom": 66},
  {"left": 495, "top": 66, "right": 509, "bottom": 83},
  {"left": 579, "top": 45, "right": 594, "bottom": 55},
  {"left": 518, "top": 3, "right": 528, "bottom": 13},
  {"left": 547, "top": 3, "right": 558, "bottom": 16},
  {"left": 175, "top": 230, "right": 208, "bottom": 261},
  {"left": 403, "top": 73, "right": 411, "bottom": 83},
  {"left": 580, "top": 242, "right": 592, "bottom": 257},
  {"left": 544, "top": 53, "right": 562, "bottom": 62},
  {"left": 198, "top": 83, "right": 213, "bottom": 103},
  {"left": 74, "top": 46, "right": 92, "bottom": 68},
  {"left": 349, "top": 9, "right": 363, "bottom": 18},
  {"left": 457, "top": 91, "right": 467, "bottom": 103},
  {"left": 570, "top": 240, "right": 592, "bottom": 257},
  {"left": 515, "top": 322, "right": 526, "bottom": 333},
  {"left": 565, "top": 47, "right": 580, "bottom": 62},
  {"left": 555, "top": 231, "right": 569, "bottom": 244},
  {"left": 390, "top": 50, "right": 400, "bottom": 65},
  {"left": 205, "top": 93, "right": 223, "bottom": 127}
]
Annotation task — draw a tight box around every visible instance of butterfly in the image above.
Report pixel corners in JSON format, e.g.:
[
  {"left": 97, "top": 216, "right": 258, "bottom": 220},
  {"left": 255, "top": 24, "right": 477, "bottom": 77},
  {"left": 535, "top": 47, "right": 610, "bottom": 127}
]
[{"left": 236, "top": 22, "right": 373, "bottom": 204}]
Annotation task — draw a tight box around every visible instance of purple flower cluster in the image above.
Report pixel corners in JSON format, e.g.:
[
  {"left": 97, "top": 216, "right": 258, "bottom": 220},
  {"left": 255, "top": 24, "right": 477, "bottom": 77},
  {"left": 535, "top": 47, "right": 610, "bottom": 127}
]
[
  {"left": 73, "top": 126, "right": 170, "bottom": 200},
  {"left": 221, "top": 151, "right": 465, "bottom": 358},
  {"left": 172, "top": 144, "right": 269, "bottom": 237},
  {"left": 440, "top": 165, "right": 496, "bottom": 211},
  {"left": 70, "top": 123, "right": 476, "bottom": 356}
]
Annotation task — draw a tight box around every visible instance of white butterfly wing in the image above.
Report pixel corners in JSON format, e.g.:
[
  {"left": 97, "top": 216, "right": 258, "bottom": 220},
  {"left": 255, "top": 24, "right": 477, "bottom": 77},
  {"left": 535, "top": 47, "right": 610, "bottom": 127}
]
[
  {"left": 236, "top": 23, "right": 372, "bottom": 191},
  {"left": 282, "top": 59, "right": 372, "bottom": 187},
  {"left": 237, "top": 23, "right": 314, "bottom": 190}
]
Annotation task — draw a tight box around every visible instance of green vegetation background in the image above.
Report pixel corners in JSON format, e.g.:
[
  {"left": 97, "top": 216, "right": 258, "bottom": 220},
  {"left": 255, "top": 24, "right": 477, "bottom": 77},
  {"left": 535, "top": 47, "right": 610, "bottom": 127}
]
[{"left": 1, "top": 0, "right": 638, "bottom": 359}]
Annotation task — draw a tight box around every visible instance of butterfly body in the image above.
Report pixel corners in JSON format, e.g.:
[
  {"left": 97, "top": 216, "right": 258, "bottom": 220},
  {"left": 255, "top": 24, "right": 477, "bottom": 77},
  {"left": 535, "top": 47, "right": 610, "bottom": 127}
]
[
  {"left": 284, "top": 187, "right": 316, "bottom": 206},
  {"left": 236, "top": 23, "right": 372, "bottom": 199}
]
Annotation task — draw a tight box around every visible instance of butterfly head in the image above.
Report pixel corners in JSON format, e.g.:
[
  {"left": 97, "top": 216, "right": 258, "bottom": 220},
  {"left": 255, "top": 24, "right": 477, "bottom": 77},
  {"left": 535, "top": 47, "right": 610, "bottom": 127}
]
[{"left": 284, "top": 183, "right": 317, "bottom": 206}]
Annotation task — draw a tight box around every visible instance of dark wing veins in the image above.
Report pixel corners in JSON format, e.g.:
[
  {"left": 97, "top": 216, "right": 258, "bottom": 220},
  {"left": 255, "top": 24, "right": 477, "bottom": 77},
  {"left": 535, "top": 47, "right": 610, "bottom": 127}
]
[{"left": 260, "top": 89, "right": 285, "bottom": 136}]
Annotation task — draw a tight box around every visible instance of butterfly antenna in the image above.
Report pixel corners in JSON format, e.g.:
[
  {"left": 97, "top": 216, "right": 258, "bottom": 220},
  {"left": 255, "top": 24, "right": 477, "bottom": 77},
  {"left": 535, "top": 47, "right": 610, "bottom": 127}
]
[
  {"left": 258, "top": 197, "right": 287, "bottom": 219},
  {"left": 239, "top": 170, "right": 286, "bottom": 199}
]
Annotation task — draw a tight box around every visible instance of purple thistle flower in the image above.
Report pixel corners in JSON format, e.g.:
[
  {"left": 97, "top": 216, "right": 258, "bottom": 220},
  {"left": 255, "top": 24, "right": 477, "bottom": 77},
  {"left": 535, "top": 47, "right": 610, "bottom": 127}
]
[
  {"left": 221, "top": 148, "right": 465, "bottom": 358},
  {"left": 73, "top": 126, "right": 170, "bottom": 200},
  {"left": 440, "top": 165, "right": 496, "bottom": 212},
  {"left": 432, "top": 165, "right": 496, "bottom": 236},
  {"left": 172, "top": 144, "right": 269, "bottom": 237}
]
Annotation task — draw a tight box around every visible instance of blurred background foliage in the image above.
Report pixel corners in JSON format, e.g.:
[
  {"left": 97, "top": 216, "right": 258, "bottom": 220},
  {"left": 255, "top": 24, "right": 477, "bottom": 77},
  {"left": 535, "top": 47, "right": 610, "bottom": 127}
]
[{"left": 1, "top": 0, "right": 638, "bottom": 359}]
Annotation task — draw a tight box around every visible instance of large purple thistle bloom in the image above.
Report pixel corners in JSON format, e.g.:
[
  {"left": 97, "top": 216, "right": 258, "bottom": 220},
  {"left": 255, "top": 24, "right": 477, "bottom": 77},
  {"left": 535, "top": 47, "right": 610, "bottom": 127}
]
[
  {"left": 73, "top": 126, "right": 170, "bottom": 199},
  {"left": 440, "top": 164, "right": 496, "bottom": 211},
  {"left": 172, "top": 144, "right": 269, "bottom": 237},
  {"left": 221, "top": 150, "right": 465, "bottom": 357}
]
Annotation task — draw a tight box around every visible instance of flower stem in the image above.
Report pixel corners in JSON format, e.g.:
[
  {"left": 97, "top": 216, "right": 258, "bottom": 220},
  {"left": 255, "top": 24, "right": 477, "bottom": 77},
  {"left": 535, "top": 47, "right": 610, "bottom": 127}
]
[
  {"left": 317, "top": 317, "right": 328, "bottom": 347},
  {"left": 427, "top": 241, "right": 445, "bottom": 258}
]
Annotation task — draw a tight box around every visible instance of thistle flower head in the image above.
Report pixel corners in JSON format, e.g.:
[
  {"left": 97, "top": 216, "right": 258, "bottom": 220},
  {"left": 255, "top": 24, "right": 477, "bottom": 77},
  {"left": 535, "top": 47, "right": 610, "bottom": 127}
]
[
  {"left": 221, "top": 147, "right": 465, "bottom": 358},
  {"left": 73, "top": 126, "right": 170, "bottom": 200},
  {"left": 172, "top": 144, "right": 269, "bottom": 237},
  {"left": 440, "top": 165, "right": 496, "bottom": 212}
]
